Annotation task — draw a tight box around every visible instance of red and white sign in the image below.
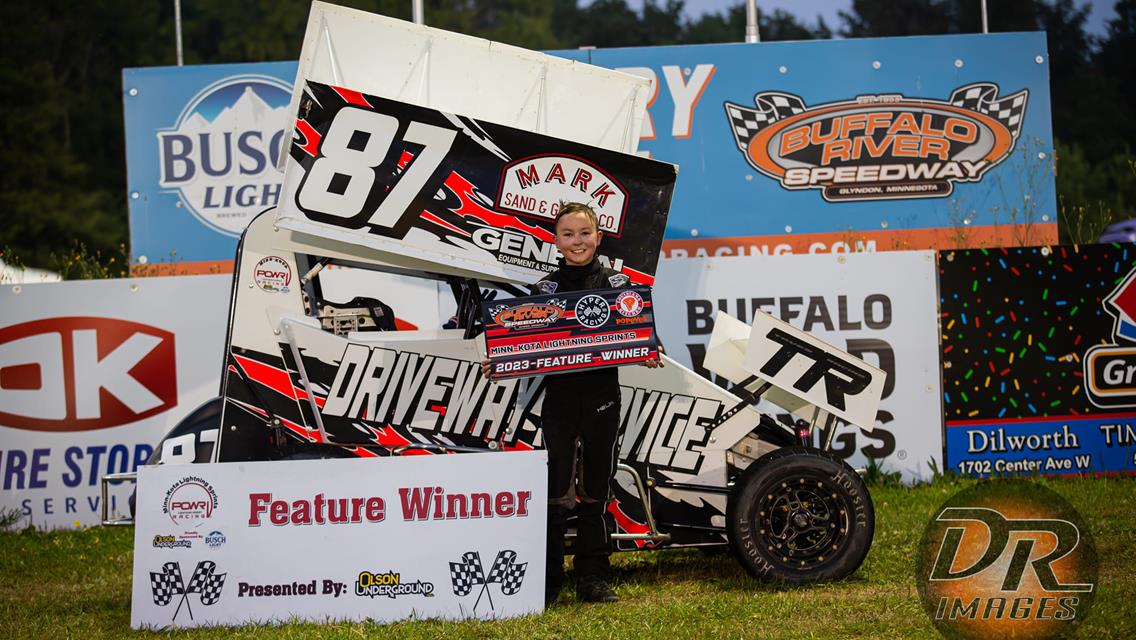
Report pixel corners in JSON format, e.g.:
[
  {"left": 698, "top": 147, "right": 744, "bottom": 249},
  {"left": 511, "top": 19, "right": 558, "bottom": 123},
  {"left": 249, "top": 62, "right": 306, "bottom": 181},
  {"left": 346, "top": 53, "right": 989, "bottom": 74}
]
[
  {"left": 131, "top": 453, "right": 546, "bottom": 628},
  {"left": 497, "top": 155, "right": 628, "bottom": 236},
  {"left": 0, "top": 276, "right": 230, "bottom": 529},
  {"left": 0, "top": 317, "right": 177, "bottom": 432}
]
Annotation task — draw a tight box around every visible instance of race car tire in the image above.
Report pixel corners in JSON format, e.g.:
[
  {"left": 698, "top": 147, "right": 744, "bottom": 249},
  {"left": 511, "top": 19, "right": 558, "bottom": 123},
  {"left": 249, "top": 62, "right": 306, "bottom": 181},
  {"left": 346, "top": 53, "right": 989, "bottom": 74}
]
[{"left": 726, "top": 446, "right": 874, "bottom": 583}]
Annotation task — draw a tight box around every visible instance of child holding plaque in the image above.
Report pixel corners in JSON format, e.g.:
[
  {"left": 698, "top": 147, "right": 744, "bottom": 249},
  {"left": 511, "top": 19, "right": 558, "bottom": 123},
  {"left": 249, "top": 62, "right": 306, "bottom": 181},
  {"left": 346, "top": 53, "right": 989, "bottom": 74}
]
[{"left": 485, "top": 202, "right": 662, "bottom": 605}]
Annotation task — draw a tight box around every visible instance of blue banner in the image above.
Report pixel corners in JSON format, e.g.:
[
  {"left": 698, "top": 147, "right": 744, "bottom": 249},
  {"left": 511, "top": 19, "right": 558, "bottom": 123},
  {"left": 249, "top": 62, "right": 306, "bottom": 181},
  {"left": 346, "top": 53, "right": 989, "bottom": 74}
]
[
  {"left": 561, "top": 32, "right": 1057, "bottom": 255},
  {"left": 123, "top": 62, "right": 298, "bottom": 271},
  {"left": 946, "top": 416, "right": 1136, "bottom": 477},
  {"left": 124, "top": 33, "right": 1056, "bottom": 269}
]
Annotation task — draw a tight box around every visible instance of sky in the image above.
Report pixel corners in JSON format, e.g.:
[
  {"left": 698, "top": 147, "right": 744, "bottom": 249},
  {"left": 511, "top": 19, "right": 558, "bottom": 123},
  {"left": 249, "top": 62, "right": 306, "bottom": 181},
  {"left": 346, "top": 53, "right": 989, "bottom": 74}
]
[{"left": 622, "top": 0, "right": 1119, "bottom": 37}]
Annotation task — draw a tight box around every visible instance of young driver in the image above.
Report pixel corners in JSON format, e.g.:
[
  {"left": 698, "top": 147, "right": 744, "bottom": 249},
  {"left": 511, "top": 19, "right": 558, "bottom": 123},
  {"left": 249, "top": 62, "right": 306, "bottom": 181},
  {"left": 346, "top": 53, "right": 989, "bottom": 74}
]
[{"left": 484, "top": 202, "right": 662, "bottom": 605}]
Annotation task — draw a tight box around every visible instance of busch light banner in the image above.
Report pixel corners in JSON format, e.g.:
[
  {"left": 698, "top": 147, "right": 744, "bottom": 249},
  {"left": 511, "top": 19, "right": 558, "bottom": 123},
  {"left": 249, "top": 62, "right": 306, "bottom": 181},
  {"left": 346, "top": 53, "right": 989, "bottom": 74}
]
[
  {"left": 131, "top": 453, "right": 546, "bottom": 628},
  {"left": 940, "top": 244, "right": 1136, "bottom": 477},
  {"left": 564, "top": 32, "right": 1056, "bottom": 255},
  {"left": 0, "top": 276, "right": 231, "bottom": 528},
  {"left": 482, "top": 286, "right": 659, "bottom": 380},
  {"left": 274, "top": 82, "right": 676, "bottom": 285},
  {"left": 123, "top": 61, "right": 298, "bottom": 273}
]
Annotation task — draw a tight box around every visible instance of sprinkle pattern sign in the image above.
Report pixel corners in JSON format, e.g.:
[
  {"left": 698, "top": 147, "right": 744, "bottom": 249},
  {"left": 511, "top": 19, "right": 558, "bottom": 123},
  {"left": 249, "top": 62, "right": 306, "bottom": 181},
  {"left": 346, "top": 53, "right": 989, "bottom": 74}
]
[{"left": 939, "top": 245, "right": 1136, "bottom": 477}]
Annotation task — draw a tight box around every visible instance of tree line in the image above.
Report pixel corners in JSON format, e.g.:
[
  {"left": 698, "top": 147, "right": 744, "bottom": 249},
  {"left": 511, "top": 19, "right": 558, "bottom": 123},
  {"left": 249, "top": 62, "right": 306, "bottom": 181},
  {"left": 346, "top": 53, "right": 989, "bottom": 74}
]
[{"left": 1, "top": 0, "right": 1133, "bottom": 269}]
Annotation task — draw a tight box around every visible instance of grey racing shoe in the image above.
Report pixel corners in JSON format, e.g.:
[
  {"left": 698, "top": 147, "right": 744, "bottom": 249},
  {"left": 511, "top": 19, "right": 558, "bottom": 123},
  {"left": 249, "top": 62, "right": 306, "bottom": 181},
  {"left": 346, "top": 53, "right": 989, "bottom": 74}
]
[{"left": 576, "top": 576, "right": 619, "bottom": 603}]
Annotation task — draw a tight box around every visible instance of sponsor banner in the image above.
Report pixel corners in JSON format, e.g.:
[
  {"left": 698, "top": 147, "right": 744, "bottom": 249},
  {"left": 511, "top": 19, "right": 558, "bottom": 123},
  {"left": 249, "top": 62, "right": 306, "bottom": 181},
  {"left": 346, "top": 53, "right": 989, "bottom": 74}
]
[
  {"left": 123, "top": 61, "right": 299, "bottom": 272},
  {"left": 945, "top": 415, "right": 1136, "bottom": 477},
  {"left": 128, "top": 34, "right": 1054, "bottom": 271},
  {"left": 274, "top": 82, "right": 676, "bottom": 285},
  {"left": 651, "top": 251, "right": 942, "bottom": 482},
  {"left": 940, "top": 244, "right": 1136, "bottom": 477},
  {"left": 482, "top": 286, "right": 659, "bottom": 380},
  {"left": 131, "top": 453, "right": 546, "bottom": 628},
  {"left": 0, "top": 276, "right": 230, "bottom": 528},
  {"left": 568, "top": 32, "right": 1057, "bottom": 250}
]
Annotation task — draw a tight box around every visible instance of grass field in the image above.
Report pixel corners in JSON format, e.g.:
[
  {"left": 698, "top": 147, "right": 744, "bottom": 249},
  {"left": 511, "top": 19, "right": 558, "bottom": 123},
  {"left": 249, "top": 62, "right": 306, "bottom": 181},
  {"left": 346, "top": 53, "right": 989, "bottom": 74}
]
[{"left": 1, "top": 475, "right": 1133, "bottom": 639}]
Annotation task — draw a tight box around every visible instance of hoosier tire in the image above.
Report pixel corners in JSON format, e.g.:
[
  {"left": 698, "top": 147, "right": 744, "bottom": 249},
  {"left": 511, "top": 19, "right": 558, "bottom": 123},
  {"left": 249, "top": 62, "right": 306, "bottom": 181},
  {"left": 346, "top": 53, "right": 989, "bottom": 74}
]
[{"left": 726, "top": 446, "right": 874, "bottom": 583}]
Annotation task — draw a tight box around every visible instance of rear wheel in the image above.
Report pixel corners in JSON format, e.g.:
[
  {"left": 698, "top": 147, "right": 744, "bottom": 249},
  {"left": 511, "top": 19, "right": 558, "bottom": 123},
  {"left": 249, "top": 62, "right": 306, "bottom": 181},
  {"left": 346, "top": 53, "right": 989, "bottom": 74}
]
[{"left": 726, "top": 446, "right": 874, "bottom": 583}]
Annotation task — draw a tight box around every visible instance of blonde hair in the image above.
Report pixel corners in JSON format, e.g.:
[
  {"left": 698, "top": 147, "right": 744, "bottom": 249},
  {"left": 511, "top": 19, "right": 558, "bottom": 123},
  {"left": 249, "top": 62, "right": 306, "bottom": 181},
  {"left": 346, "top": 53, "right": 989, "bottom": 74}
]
[{"left": 554, "top": 202, "right": 599, "bottom": 232}]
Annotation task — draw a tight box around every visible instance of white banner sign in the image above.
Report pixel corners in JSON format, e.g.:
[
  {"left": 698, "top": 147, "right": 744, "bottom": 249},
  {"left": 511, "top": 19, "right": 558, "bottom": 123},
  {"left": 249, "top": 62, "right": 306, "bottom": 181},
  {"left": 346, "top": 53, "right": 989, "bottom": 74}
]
[
  {"left": 0, "top": 276, "right": 231, "bottom": 528},
  {"left": 651, "top": 252, "right": 943, "bottom": 482},
  {"left": 131, "top": 453, "right": 546, "bottom": 629}
]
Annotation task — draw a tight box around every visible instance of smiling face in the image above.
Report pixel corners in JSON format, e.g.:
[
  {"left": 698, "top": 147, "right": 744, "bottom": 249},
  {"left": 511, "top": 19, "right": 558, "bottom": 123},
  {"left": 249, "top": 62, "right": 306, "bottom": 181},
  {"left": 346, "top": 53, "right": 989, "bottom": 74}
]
[{"left": 555, "top": 210, "right": 602, "bottom": 266}]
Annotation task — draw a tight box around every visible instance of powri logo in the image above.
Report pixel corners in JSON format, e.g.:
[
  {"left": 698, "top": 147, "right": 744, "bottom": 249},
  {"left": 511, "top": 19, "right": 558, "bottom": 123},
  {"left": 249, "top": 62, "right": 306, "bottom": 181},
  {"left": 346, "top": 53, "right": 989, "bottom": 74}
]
[
  {"left": 163, "top": 476, "right": 219, "bottom": 527},
  {"left": 158, "top": 74, "right": 291, "bottom": 236},
  {"left": 724, "top": 82, "right": 1027, "bottom": 202},
  {"left": 253, "top": 256, "right": 292, "bottom": 293}
]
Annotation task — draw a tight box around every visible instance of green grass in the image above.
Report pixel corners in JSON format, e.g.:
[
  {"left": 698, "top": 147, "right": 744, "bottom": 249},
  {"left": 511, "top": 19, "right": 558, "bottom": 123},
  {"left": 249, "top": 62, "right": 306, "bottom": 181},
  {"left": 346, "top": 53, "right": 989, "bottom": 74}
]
[{"left": 2, "top": 476, "right": 1134, "bottom": 639}]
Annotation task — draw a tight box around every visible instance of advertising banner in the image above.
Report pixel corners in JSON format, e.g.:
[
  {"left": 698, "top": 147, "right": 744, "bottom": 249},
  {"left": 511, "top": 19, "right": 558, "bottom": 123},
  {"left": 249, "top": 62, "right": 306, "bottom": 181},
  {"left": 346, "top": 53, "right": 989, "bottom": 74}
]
[
  {"left": 274, "top": 81, "right": 676, "bottom": 285},
  {"left": 123, "top": 61, "right": 299, "bottom": 273},
  {"left": 940, "top": 244, "right": 1136, "bottom": 478},
  {"left": 130, "top": 452, "right": 546, "bottom": 628},
  {"left": 126, "top": 33, "right": 1055, "bottom": 270},
  {"left": 0, "top": 276, "right": 231, "bottom": 528},
  {"left": 650, "top": 251, "right": 942, "bottom": 482},
  {"left": 482, "top": 286, "right": 659, "bottom": 379},
  {"left": 569, "top": 32, "right": 1057, "bottom": 255}
]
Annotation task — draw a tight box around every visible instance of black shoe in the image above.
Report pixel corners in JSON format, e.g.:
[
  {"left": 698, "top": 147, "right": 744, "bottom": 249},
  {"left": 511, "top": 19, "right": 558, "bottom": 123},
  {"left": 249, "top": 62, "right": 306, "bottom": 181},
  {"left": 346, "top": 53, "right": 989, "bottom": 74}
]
[{"left": 576, "top": 577, "right": 619, "bottom": 603}]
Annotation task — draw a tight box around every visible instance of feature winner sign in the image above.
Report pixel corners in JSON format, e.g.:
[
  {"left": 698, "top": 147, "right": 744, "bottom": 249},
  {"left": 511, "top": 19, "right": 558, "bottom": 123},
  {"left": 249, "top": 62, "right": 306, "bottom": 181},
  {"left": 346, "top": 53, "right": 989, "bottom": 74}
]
[
  {"left": 131, "top": 453, "right": 546, "bottom": 628},
  {"left": 275, "top": 82, "right": 676, "bottom": 285},
  {"left": 482, "top": 287, "right": 659, "bottom": 380}
]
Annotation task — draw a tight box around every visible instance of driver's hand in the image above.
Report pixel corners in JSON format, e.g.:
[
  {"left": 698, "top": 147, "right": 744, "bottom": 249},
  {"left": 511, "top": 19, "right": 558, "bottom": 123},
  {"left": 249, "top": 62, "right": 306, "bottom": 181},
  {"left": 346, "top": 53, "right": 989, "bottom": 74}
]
[
  {"left": 480, "top": 358, "right": 492, "bottom": 377},
  {"left": 640, "top": 356, "right": 664, "bottom": 369}
]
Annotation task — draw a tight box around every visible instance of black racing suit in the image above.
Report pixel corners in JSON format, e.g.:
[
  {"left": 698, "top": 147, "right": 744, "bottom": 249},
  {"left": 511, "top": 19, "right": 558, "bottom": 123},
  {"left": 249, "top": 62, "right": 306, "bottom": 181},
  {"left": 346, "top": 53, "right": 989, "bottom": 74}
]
[{"left": 533, "top": 258, "right": 632, "bottom": 601}]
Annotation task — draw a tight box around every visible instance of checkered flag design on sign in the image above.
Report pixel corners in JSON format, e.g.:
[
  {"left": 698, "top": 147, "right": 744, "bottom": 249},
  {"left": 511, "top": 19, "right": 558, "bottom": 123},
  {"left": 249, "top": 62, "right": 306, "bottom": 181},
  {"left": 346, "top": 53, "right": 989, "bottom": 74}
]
[
  {"left": 186, "top": 560, "right": 227, "bottom": 606},
  {"left": 485, "top": 549, "right": 527, "bottom": 595},
  {"left": 724, "top": 92, "right": 808, "bottom": 151},
  {"left": 149, "top": 562, "right": 185, "bottom": 606},
  {"left": 949, "top": 82, "right": 1029, "bottom": 139},
  {"left": 449, "top": 551, "right": 486, "bottom": 596}
]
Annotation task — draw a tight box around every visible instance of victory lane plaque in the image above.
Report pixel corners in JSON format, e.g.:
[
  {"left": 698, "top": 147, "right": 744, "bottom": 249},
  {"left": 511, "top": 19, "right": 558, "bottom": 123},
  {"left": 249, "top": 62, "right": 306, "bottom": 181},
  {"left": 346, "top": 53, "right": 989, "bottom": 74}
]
[{"left": 482, "top": 286, "right": 659, "bottom": 380}]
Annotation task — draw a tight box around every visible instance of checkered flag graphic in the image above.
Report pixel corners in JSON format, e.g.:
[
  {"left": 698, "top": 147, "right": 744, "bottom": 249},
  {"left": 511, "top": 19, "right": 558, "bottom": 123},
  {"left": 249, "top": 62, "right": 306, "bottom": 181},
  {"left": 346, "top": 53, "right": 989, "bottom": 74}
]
[
  {"left": 186, "top": 561, "right": 226, "bottom": 606},
  {"left": 724, "top": 92, "right": 808, "bottom": 151},
  {"left": 449, "top": 551, "right": 486, "bottom": 597},
  {"left": 500, "top": 560, "right": 528, "bottom": 596},
  {"left": 486, "top": 550, "right": 516, "bottom": 584},
  {"left": 485, "top": 550, "right": 527, "bottom": 596},
  {"left": 950, "top": 82, "right": 1029, "bottom": 139},
  {"left": 149, "top": 562, "right": 185, "bottom": 606}
]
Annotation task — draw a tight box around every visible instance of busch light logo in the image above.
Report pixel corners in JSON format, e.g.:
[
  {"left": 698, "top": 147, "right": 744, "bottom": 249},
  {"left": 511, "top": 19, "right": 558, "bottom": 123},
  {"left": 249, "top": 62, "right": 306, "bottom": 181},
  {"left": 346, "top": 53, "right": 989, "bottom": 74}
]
[{"left": 158, "top": 74, "right": 291, "bottom": 236}]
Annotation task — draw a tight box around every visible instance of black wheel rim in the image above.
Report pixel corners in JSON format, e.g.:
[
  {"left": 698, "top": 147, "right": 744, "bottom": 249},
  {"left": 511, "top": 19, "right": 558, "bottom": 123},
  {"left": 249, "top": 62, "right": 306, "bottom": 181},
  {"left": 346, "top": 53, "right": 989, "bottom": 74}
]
[{"left": 753, "top": 475, "right": 851, "bottom": 572}]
